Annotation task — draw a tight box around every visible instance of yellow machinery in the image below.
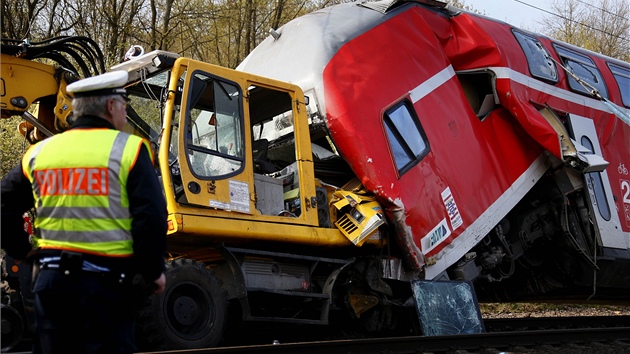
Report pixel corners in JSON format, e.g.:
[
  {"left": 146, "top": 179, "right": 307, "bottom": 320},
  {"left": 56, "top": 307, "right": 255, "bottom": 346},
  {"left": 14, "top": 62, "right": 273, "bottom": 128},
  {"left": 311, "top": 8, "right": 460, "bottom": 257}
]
[
  {"left": 1, "top": 37, "right": 105, "bottom": 142},
  {"left": 2, "top": 43, "right": 399, "bottom": 351}
]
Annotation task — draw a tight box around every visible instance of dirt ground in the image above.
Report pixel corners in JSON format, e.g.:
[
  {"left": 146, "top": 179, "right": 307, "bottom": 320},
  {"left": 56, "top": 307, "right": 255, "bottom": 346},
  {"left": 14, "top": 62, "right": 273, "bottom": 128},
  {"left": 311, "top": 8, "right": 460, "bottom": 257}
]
[{"left": 480, "top": 302, "right": 630, "bottom": 318}]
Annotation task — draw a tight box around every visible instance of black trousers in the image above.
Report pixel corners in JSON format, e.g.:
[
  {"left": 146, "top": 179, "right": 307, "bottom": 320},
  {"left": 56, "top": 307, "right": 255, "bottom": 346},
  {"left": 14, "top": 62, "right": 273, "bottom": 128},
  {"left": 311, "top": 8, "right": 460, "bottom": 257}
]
[{"left": 32, "top": 269, "right": 137, "bottom": 354}]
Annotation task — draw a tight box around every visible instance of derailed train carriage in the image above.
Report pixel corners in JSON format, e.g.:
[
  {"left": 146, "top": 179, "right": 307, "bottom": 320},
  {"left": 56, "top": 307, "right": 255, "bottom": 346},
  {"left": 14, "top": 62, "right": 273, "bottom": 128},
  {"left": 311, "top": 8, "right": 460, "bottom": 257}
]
[
  {"left": 1, "top": 0, "right": 629, "bottom": 351},
  {"left": 237, "top": 0, "right": 630, "bottom": 301}
]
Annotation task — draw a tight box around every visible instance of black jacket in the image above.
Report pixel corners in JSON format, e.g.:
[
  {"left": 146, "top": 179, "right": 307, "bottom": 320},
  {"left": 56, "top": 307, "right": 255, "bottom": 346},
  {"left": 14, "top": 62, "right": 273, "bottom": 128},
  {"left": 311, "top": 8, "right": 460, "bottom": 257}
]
[{"left": 1, "top": 115, "right": 167, "bottom": 281}]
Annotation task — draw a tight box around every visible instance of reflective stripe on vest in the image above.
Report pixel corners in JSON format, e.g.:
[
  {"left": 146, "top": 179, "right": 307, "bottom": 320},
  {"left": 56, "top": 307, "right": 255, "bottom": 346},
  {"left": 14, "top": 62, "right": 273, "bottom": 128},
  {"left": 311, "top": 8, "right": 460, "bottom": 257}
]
[{"left": 22, "top": 129, "right": 147, "bottom": 257}]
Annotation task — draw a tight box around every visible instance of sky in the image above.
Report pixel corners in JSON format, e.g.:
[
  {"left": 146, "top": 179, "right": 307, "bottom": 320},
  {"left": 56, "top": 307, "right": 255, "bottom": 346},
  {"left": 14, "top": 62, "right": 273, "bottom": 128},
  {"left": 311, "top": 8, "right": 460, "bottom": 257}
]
[{"left": 468, "top": 0, "right": 553, "bottom": 31}]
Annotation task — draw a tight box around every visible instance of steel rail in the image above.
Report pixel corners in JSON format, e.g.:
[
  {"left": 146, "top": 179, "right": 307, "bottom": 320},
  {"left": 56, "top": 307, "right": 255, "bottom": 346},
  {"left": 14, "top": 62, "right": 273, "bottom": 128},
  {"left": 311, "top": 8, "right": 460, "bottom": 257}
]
[{"left": 133, "top": 327, "right": 630, "bottom": 354}]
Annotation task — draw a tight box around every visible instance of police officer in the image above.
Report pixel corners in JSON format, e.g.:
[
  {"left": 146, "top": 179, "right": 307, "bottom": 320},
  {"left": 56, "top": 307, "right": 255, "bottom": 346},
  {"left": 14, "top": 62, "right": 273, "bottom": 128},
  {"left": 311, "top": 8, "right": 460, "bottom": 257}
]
[{"left": 1, "top": 70, "right": 167, "bottom": 354}]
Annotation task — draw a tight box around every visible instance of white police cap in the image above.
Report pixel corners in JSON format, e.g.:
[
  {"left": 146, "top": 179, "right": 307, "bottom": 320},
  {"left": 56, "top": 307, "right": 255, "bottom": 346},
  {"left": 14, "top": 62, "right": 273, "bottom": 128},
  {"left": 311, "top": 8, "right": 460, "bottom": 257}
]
[{"left": 67, "top": 70, "right": 129, "bottom": 98}]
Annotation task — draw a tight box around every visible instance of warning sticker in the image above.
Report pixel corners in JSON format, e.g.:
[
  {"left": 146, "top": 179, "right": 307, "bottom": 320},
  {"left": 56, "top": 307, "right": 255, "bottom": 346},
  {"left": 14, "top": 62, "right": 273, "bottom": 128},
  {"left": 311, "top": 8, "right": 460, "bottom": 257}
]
[
  {"left": 210, "top": 200, "right": 230, "bottom": 210},
  {"left": 229, "top": 180, "right": 250, "bottom": 213},
  {"left": 208, "top": 180, "right": 251, "bottom": 214},
  {"left": 441, "top": 187, "right": 463, "bottom": 230}
]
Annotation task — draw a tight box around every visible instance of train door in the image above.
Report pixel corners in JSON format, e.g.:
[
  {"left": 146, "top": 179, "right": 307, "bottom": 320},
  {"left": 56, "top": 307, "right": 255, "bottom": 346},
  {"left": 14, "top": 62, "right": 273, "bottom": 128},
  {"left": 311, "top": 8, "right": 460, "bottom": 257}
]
[{"left": 570, "top": 114, "right": 627, "bottom": 249}]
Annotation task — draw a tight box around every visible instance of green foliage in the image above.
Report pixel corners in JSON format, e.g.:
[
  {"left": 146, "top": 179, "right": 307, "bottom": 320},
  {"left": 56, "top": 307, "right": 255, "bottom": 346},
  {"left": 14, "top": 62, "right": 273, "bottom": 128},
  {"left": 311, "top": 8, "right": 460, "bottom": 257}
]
[
  {"left": 0, "top": 117, "right": 31, "bottom": 178},
  {"left": 480, "top": 302, "right": 630, "bottom": 317}
]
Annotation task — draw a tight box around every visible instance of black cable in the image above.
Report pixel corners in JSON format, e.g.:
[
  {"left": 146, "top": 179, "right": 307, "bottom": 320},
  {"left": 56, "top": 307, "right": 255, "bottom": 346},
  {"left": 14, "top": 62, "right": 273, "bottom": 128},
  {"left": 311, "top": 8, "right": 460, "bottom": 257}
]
[
  {"left": 573, "top": 0, "right": 627, "bottom": 21},
  {"left": 71, "top": 36, "right": 106, "bottom": 72},
  {"left": 37, "top": 52, "right": 79, "bottom": 75},
  {"left": 62, "top": 42, "right": 101, "bottom": 76},
  {"left": 1, "top": 36, "right": 106, "bottom": 78}
]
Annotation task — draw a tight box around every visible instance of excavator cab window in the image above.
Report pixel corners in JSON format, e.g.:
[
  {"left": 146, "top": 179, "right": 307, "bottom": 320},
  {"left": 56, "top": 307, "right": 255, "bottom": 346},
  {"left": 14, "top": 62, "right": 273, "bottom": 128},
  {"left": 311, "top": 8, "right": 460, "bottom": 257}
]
[
  {"left": 124, "top": 71, "right": 170, "bottom": 140},
  {"left": 184, "top": 71, "right": 244, "bottom": 179}
]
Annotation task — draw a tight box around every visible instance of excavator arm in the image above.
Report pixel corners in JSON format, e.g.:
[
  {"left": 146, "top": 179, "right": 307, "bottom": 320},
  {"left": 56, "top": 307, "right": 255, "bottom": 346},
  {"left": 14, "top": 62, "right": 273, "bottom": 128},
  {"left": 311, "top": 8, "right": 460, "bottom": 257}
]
[{"left": 1, "top": 36, "right": 105, "bottom": 143}]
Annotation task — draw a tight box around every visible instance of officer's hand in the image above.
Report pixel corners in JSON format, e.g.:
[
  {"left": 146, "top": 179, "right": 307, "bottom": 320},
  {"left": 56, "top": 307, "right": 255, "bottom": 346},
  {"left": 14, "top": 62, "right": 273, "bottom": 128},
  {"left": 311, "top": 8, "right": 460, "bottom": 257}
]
[{"left": 153, "top": 272, "right": 166, "bottom": 294}]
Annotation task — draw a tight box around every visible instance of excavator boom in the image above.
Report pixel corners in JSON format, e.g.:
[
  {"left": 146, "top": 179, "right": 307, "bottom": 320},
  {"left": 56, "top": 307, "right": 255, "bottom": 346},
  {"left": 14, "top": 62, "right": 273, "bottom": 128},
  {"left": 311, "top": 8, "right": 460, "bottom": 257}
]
[{"left": 1, "top": 36, "right": 105, "bottom": 143}]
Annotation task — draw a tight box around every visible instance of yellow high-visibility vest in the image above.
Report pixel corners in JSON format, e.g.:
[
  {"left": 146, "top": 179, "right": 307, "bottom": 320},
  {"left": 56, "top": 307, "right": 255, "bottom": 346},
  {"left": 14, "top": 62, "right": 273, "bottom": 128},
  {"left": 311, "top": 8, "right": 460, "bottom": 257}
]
[{"left": 22, "top": 128, "right": 153, "bottom": 257}]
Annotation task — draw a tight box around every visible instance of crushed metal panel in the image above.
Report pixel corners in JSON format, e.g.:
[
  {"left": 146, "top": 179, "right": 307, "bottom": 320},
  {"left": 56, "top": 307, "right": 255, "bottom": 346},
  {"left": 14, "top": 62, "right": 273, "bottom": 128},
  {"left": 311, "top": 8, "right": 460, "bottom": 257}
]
[
  {"left": 359, "top": 0, "right": 448, "bottom": 14},
  {"left": 411, "top": 280, "right": 484, "bottom": 336},
  {"left": 539, "top": 106, "right": 610, "bottom": 174},
  {"left": 332, "top": 190, "right": 386, "bottom": 246},
  {"left": 359, "top": 0, "right": 396, "bottom": 13},
  {"left": 391, "top": 206, "right": 425, "bottom": 272},
  {"left": 538, "top": 106, "right": 578, "bottom": 159}
]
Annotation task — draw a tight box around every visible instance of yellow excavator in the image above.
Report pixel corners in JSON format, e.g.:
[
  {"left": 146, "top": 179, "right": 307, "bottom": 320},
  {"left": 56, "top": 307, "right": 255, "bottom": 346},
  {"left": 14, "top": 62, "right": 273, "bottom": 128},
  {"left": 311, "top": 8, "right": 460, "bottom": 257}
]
[
  {"left": 1, "top": 36, "right": 105, "bottom": 143},
  {"left": 1, "top": 37, "right": 395, "bottom": 352}
]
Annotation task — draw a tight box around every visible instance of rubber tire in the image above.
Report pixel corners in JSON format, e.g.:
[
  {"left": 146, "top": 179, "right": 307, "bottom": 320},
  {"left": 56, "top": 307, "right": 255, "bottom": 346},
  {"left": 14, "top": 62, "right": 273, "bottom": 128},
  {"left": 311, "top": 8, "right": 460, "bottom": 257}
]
[
  {"left": 1, "top": 303, "right": 24, "bottom": 352},
  {"left": 136, "top": 259, "right": 227, "bottom": 350}
]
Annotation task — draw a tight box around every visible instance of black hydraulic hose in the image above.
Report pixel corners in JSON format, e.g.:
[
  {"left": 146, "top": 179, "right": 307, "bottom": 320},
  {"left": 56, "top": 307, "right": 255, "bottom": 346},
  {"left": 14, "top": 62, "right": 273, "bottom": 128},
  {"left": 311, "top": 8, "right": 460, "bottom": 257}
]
[
  {"left": 37, "top": 52, "right": 80, "bottom": 76},
  {"left": 63, "top": 42, "right": 101, "bottom": 75},
  {"left": 0, "top": 38, "right": 23, "bottom": 44},
  {"left": 0, "top": 43, "right": 23, "bottom": 56},
  {"left": 63, "top": 36, "right": 106, "bottom": 72},
  {"left": 1, "top": 36, "right": 105, "bottom": 77},
  {"left": 54, "top": 47, "right": 93, "bottom": 77},
  {"left": 34, "top": 40, "right": 102, "bottom": 74}
]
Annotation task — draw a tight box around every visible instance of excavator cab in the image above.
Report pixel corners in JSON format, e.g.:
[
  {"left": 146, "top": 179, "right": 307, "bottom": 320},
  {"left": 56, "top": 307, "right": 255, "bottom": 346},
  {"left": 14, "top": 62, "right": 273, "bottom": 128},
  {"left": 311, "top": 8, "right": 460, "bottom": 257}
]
[
  {"left": 164, "top": 59, "right": 324, "bottom": 233},
  {"left": 112, "top": 50, "right": 385, "bottom": 250}
]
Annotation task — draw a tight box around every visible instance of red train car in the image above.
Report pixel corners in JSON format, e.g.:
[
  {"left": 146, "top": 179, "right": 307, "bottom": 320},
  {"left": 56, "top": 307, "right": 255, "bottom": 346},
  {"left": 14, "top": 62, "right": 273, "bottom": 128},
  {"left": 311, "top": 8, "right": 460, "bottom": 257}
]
[
  {"left": 238, "top": 0, "right": 630, "bottom": 301},
  {"left": 2, "top": 1, "right": 629, "bottom": 350}
]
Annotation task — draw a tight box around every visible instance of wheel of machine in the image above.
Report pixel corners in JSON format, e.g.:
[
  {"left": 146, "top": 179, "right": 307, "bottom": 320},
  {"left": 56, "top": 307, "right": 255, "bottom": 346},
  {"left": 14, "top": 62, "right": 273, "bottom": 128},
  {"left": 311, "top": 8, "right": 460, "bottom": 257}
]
[
  {"left": 329, "top": 260, "right": 396, "bottom": 337},
  {"left": 136, "top": 259, "right": 227, "bottom": 350},
  {"left": 1, "top": 303, "right": 25, "bottom": 352}
]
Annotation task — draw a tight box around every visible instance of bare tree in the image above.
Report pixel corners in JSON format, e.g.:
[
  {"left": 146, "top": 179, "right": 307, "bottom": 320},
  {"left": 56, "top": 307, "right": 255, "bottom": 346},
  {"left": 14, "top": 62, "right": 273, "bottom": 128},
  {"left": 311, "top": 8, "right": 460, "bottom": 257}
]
[
  {"left": 448, "top": 0, "right": 484, "bottom": 14},
  {"left": 1, "top": 0, "right": 345, "bottom": 174},
  {"left": 2, "top": 0, "right": 49, "bottom": 40},
  {"left": 176, "top": 0, "right": 318, "bottom": 68}
]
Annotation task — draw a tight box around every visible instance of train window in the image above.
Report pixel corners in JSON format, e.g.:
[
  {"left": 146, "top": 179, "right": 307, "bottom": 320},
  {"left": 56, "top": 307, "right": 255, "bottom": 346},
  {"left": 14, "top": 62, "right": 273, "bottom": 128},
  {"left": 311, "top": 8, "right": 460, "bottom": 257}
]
[
  {"left": 554, "top": 45, "right": 608, "bottom": 99},
  {"left": 383, "top": 100, "right": 429, "bottom": 176},
  {"left": 513, "top": 31, "right": 558, "bottom": 83},
  {"left": 457, "top": 71, "right": 497, "bottom": 119},
  {"left": 580, "top": 136, "right": 611, "bottom": 221},
  {"left": 607, "top": 63, "right": 630, "bottom": 107}
]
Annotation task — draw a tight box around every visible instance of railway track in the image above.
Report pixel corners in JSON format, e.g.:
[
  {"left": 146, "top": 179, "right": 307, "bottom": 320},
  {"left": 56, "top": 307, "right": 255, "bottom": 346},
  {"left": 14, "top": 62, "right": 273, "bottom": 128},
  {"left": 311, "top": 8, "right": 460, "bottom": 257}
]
[
  {"left": 135, "top": 328, "right": 629, "bottom": 354},
  {"left": 145, "top": 318, "right": 630, "bottom": 354},
  {"left": 6, "top": 316, "right": 630, "bottom": 353},
  {"left": 145, "top": 315, "right": 630, "bottom": 354}
]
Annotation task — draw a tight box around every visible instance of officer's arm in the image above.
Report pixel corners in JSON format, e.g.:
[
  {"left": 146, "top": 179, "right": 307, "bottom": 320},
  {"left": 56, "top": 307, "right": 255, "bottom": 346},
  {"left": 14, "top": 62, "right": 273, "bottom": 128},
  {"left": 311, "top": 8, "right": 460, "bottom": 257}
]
[
  {"left": 1, "top": 163, "right": 35, "bottom": 260},
  {"left": 127, "top": 146, "right": 168, "bottom": 283}
]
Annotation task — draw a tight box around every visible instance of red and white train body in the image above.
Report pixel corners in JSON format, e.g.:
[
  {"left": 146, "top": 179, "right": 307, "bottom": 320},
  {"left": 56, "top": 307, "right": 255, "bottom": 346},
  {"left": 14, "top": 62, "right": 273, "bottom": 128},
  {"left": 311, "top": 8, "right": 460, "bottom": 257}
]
[
  {"left": 3, "top": 1, "right": 629, "bottom": 351},
  {"left": 238, "top": 0, "right": 630, "bottom": 300}
]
